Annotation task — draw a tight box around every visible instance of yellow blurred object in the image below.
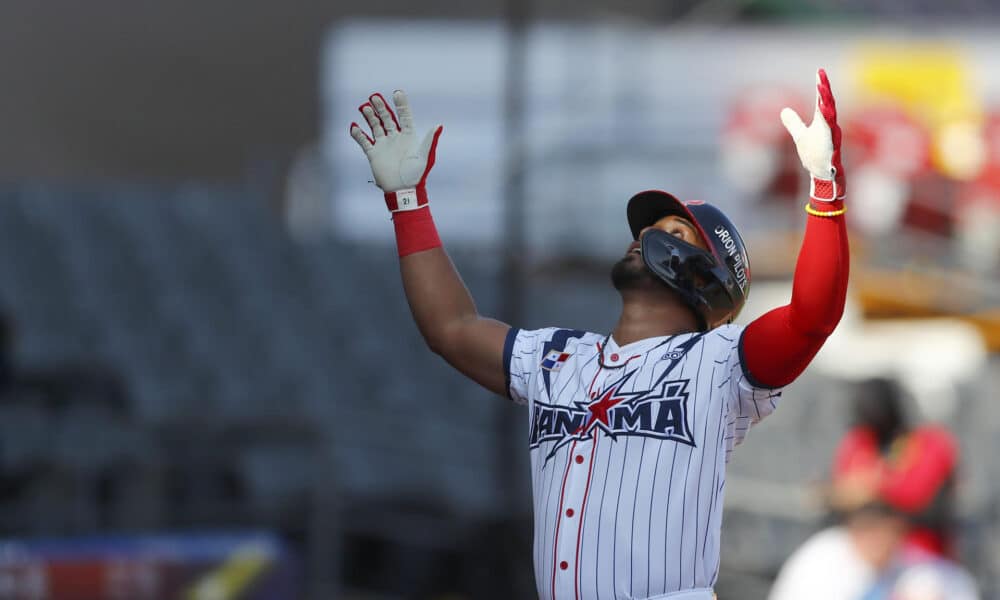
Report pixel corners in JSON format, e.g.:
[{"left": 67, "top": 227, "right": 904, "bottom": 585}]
[
  {"left": 745, "top": 228, "right": 1000, "bottom": 349},
  {"left": 184, "top": 544, "right": 271, "bottom": 600},
  {"left": 854, "top": 266, "right": 1000, "bottom": 351},
  {"left": 854, "top": 268, "right": 948, "bottom": 318},
  {"left": 850, "top": 43, "right": 984, "bottom": 180},
  {"left": 963, "top": 309, "right": 1000, "bottom": 351}
]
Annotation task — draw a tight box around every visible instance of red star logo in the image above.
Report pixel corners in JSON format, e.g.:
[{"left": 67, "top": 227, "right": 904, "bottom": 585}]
[
  {"left": 581, "top": 388, "right": 629, "bottom": 433},
  {"left": 574, "top": 371, "right": 647, "bottom": 436}
]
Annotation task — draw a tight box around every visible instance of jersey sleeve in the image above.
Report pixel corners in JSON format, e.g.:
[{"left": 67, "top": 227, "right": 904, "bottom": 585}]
[
  {"left": 502, "top": 327, "right": 560, "bottom": 405},
  {"left": 715, "top": 324, "right": 784, "bottom": 458}
]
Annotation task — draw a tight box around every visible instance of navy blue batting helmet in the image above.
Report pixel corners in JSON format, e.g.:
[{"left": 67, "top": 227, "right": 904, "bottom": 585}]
[{"left": 627, "top": 190, "right": 751, "bottom": 330}]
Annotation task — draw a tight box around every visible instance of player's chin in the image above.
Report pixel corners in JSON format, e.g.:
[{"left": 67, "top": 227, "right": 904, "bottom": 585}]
[{"left": 610, "top": 256, "right": 657, "bottom": 291}]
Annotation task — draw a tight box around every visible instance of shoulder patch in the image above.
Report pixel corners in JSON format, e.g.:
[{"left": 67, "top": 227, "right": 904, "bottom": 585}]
[{"left": 541, "top": 349, "right": 572, "bottom": 372}]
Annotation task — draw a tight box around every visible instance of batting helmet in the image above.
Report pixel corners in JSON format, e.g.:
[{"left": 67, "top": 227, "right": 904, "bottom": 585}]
[{"left": 626, "top": 190, "right": 751, "bottom": 330}]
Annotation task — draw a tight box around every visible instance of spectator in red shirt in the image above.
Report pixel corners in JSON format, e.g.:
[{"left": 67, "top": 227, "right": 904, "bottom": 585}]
[{"left": 830, "top": 377, "right": 958, "bottom": 557}]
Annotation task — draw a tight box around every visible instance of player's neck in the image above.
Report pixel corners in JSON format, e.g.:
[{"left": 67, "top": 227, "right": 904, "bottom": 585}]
[{"left": 612, "top": 291, "right": 701, "bottom": 346}]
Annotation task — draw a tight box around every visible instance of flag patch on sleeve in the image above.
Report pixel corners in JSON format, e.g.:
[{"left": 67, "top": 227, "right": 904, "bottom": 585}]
[{"left": 541, "top": 349, "right": 571, "bottom": 372}]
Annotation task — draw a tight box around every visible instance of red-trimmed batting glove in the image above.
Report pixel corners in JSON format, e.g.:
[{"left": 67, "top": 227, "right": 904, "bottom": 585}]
[
  {"left": 349, "top": 90, "right": 443, "bottom": 213},
  {"left": 780, "top": 69, "right": 846, "bottom": 202}
]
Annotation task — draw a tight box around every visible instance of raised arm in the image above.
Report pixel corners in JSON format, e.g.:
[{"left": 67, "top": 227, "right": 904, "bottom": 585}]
[
  {"left": 350, "top": 91, "right": 510, "bottom": 395},
  {"left": 741, "top": 69, "right": 850, "bottom": 388}
]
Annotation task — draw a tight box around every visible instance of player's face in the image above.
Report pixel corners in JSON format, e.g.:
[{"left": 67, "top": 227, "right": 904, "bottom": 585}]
[
  {"left": 645, "top": 215, "right": 707, "bottom": 250},
  {"left": 611, "top": 215, "right": 707, "bottom": 291},
  {"left": 620, "top": 215, "right": 707, "bottom": 264}
]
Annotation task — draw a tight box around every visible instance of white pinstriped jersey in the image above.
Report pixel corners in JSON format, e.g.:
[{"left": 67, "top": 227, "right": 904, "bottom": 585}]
[{"left": 502, "top": 325, "right": 782, "bottom": 600}]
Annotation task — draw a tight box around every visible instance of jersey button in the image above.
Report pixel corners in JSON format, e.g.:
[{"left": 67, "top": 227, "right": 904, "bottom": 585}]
[
  {"left": 610, "top": 353, "right": 619, "bottom": 361},
  {"left": 566, "top": 508, "right": 574, "bottom": 517},
  {"left": 559, "top": 561, "right": 568, "bottom": 570},
  {"left": 575, "top": 455, "right": 584, "bottom": 464}
]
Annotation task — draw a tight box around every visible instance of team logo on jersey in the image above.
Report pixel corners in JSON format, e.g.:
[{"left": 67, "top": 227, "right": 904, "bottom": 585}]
[
  {"left": 529, "top": 369, "right": 695, "bottom": 461},
  {"left": 540, "top": 349, "right": 572, "bottom": 372}
]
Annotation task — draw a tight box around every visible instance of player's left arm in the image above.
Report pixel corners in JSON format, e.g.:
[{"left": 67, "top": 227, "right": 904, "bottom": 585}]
[{"left": 740, "top": 69, "right": 849, "bottom": 388}]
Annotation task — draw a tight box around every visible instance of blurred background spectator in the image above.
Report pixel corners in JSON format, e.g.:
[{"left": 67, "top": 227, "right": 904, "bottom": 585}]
[
  {"left": 2, "top": 1, "right": 1000, "bottom": 599},
  {"left": 830, "top": 378, "right": 957, "bottom": 558},
  {"left": 769, "top": 505, "right": 980, "bottom": 600},
  {"left": 769, "top": 377, "right": 976, "bottom": 600}
]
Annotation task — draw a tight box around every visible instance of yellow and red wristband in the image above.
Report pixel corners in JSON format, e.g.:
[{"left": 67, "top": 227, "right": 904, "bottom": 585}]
[{"left": 805, "top": 200, "right": 846, "bottom": 218}]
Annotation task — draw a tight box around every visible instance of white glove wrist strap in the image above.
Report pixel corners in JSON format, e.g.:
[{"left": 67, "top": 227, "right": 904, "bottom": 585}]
[{"left": 384, "top": 187, "right": 428, "bottom": 213}]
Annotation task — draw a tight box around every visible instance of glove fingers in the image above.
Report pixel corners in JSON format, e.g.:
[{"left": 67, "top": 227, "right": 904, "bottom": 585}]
[
  {"left": 780, "top": 107, "right": 807, "bottom": 142},
  {"left": 816, "top": 68, "right": 843, "bottom": 173},
  {"left": 359, "top": 103, "right": 385, "bottom": 139},
  {"left": 817, "top": 68, "right": 830, "bottom": 88},
  {"left": 393, "top": 90, "right": 415, "bottom": 133},
  {"left": 816, "top": 68, "right": 837, "bottom": 127},
  {"left": 370, "top": 93, "right": 401, "bottom": 136},
  {"left": 349, "top": 122, "right": 375, "bottom": 154}
]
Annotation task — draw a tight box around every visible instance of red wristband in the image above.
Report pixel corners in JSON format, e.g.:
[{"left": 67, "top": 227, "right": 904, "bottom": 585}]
[{"left": 392, "top": 205, "right": 442, "bottom": 257}]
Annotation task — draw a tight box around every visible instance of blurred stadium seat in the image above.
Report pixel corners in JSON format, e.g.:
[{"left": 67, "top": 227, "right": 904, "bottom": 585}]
[{"left": 0, "top": 183, "right": 516, "bottom": 597}]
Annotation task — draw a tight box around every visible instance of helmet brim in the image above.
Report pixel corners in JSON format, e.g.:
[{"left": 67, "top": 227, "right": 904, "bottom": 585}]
[{"left": 627, "top": 190, "right": 713, "bottom": 249}]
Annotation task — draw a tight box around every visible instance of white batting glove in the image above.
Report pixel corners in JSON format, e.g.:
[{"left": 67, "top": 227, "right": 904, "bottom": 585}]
[
  {"left": 350, "top": 90, "right": 443, "bottom": 213},
  {"left": 780, "top": 69, "right": 846, "bottom": 202}
]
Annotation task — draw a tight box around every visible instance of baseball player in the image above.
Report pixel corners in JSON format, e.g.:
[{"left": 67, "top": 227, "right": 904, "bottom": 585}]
[{"left": 349, "top": 69, "right": 849, "bottom": 600}]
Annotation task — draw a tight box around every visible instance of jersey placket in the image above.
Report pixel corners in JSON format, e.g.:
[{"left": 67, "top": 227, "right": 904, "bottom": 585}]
[{"left": 551, "top": 357, "right": 624, "bottom": 599}]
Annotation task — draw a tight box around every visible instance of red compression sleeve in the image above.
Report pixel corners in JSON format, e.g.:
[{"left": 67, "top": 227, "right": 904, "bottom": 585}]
[
  {"left": 392, "top": 205, "right": 442, "bottom": 258},
  {"left": 740, "top": 199, "right": 849, "bottom": 387}
]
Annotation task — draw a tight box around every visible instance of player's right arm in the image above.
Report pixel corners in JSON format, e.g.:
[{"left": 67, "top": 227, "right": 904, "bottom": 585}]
[
  {"left": 349, "top": 91, "right": 511, "bottom": 397},
  {"left": 739, "top": 69, "right": 849, "bottom": 388}
]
